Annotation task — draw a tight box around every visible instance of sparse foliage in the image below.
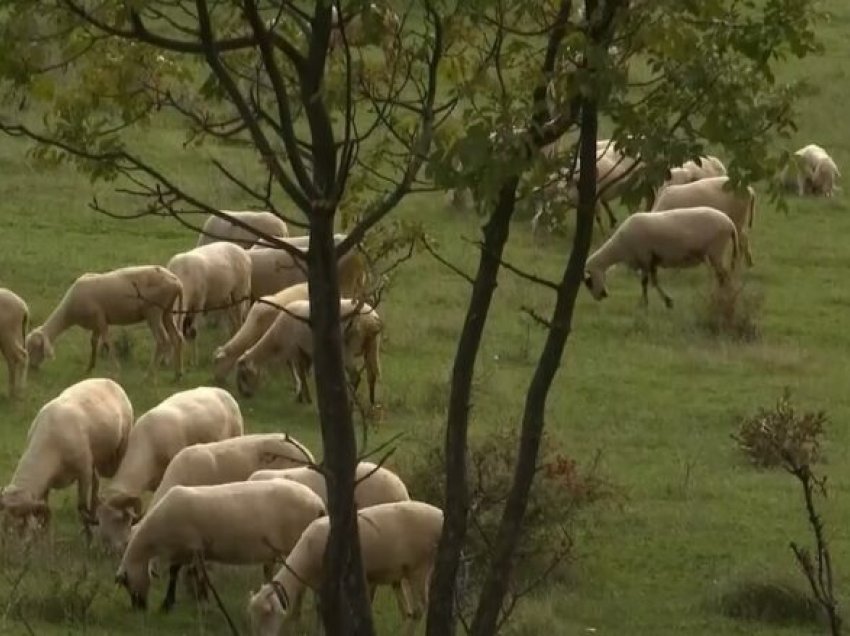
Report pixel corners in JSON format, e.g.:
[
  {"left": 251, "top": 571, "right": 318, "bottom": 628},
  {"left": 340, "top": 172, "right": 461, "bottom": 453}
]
[
  {"left": 733, "top": 390, "right": 841, "bottom": 635},
  {"left": 694, "top": 281, "right": 763, "bottom": 342},
  {"left": 734, "top": 388, "right": 826, "bottom": 469}
]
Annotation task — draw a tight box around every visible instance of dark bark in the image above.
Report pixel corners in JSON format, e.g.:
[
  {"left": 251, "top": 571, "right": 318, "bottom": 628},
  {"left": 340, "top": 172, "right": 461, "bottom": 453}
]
[
  {"left": 426, "top": 176, "right": 521, "bottom": 636},
  {"left": 308, "top": 213, "right": 375, "bottom": 636},
  {"left": 470, "top": 96, "right": 599, "bottom": 636},
  {"left": 426, "top": 5, "right": 574, "bottom": 635}
]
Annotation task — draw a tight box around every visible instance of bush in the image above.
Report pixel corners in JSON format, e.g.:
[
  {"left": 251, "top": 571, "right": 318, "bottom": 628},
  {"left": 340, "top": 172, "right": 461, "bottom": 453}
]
[
  {"left": 405, "top": 428, "right": 615, "bottom": 599},
  {"left": 733, "top": 388, "right": 826, "bottom": 469},
  {"left": 715, "top": 578, "right": 821, "bottom": 626},
  {"left": 693, "top": 280, "right": 762, "bottom": 342}
]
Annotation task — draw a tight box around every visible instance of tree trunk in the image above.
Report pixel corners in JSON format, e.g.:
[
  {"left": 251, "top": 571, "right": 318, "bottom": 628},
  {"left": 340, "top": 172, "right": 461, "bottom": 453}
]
[
  {"left": 470, "top": 97, "right": 599, "bottom": 636},
  {"left": 426, "top": 176, "right": 522, "bottom": 636},
  {"left": 308, "top": 212, "right": 375, "bottom": 636}
]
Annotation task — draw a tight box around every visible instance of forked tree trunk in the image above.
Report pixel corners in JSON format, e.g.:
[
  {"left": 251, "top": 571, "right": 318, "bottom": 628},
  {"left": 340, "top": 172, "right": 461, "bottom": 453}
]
[
  {"left": 308, "top": 212, "right": 375, "bottom": 636},
  {"left": 426, "top": 176, "right": 522, "bottom": 636},
  {"left": 470, "top": 97, "right": 599, "bottom": 636}
]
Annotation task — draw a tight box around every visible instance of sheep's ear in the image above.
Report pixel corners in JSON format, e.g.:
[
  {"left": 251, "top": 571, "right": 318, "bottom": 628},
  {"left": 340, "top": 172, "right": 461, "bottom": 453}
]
[
  {"left": 115, "top": 571, "right": 128, "bottom": 587},
  {"left": 582, "top": 273, "right": 592, "bottom": 289},
  {"left": 212, "top": 348, "right": 225, "bottom": 362}
]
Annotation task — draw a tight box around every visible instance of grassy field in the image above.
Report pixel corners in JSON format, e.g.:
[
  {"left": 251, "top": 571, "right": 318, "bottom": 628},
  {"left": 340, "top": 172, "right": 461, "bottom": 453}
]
[{"left": 2, "top": 4, "right": 850, "bottom": 636}]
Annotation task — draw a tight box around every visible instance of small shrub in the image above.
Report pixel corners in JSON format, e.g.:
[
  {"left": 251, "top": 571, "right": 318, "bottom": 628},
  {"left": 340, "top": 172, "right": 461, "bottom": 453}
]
[
  {"left": 694, "top": 280, "right": 762, "bottom": 342},
  {"left": 733, "top": 388, "right": 826, "bottom": 469},
  {"left": 716, "top": 578, "right": 821, "bottom": 626},
  {"left": 405, "top": 428, "right": 616, "bottom": 597}
]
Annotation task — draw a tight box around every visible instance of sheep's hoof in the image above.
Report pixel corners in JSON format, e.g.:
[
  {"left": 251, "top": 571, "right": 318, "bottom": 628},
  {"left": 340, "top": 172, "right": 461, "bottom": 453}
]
[{"left": 663, "top": 298, "right": 674, "bottom": 309}]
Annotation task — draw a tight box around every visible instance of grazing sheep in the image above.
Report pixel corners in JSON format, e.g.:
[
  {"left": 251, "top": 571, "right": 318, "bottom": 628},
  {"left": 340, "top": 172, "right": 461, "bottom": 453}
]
[
  {"left": 115, "top": 479, "right": 326, "bottom": 611},
  {"left": 248, "top": 461, "right": 409, "bottom": 508},
  {"left": 166, "top": 242, "right": 252, "bottom": 362},
  {"left": 25, "top": 266, "right": 184, "bottom": 376},
  {"left": 0, "top": 379, "right": 133, "bottom": 535},
  {"left": 793, "top": 144, "right": 841, "bottom": 197},
  {"left": 248, "top": 501, "right": 443, "bottom": 636},
  {"left": 330, "top": 2, "right": 400, "bottom": 64},
  {"left": 0, "top": 288, "right": 29, "bottom": 398},
  {"left": 652, "top": 176, "right": 756, "bottom": 266},
  {"left": 247, "top": 235, "right": 362, "bottom": 300},
  {"left": 196, "top": 210, "right": 288, "bottom": 248},
  {"left": 663, "top": 155, "right": 727, "bottom": 187},
  {"left": 583, "top": 206, "right": 739, "bottom": 308},
  {"left": 236, "top": 299, "right": 382, "bottom": 405},
  {"left": 531, "top": 139, "right": 647, "bottom": 235},
  {"left": 94, "top": 387, "right": 243, "bottom": 553},
  {"left": 213, "top": 283, "right": 310, "bottom": 383},
  {"left": 148, "top": 434, "right": 314, "bottom": 511}
]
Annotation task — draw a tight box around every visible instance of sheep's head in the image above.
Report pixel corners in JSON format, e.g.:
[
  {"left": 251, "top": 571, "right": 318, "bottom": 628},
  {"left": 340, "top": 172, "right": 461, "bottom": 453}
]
[
  {"left": 583, "top": 270, "right": 608, "bottom": 301},
  {"left": 236, "top": 358, "right": 262, "bottom": 397},
  {"left": 212, "top": 347, "right": 232, "bottom": 384},
  {"left": 248, "top": 585, "right": 286, "bottom": 636},
  {"left": 94, "top": 500, "right": 139, "bottom": 554},
  {"left": 115, "top": 565, "right": 149, "bottom": 611},
  {"left": 24, "top": 329, "right": 53, "bottom": 369}
]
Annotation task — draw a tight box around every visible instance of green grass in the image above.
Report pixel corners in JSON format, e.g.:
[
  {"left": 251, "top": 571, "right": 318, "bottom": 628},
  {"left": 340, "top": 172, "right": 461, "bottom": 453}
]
[{"left": 3, "top": 4, "right": 850, "bottom": 635}]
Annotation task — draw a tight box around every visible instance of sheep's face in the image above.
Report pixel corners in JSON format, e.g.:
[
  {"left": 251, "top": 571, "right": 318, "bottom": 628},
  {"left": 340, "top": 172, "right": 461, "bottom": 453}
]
[
  {"left": 94, "top": 504, "right": 134, "bottom": 553},
  {"left": 115, "top": 565, "right": 149, "bottom": 611},
  {"left": 236, "top": 360, "right": 261, "bottom": 397},
  {"left": 583, "top": 270, "right": 608, "bottom": 301},
  {"left": 212, "top": 348, "right": 231, "bottom": 383},
  {"left": 248, "top": 587, "right": 286, "bottom": 636},
  {"left": 24, "top": 331, "right": 52, "bottom": 369}
]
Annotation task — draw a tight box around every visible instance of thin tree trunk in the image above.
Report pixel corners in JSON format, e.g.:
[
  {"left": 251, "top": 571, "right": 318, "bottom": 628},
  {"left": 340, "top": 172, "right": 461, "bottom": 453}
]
[
  {"left": 426, "top": 176, "right": 522, "bottom": 636},
  {"left": 308, "top": 213, "right": 375, "bottom": 636},
  {"left": 470, "top": 97, "right": 599, "bottom": 636}
]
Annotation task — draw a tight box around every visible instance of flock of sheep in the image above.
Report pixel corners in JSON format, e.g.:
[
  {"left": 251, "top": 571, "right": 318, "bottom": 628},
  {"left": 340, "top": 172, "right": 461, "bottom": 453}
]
[
  {"left": 0, "top": 210, "right": 439, "bottom": 635},
  {"left": 524, "top": 140, "right": 841, "bottom": 308}
]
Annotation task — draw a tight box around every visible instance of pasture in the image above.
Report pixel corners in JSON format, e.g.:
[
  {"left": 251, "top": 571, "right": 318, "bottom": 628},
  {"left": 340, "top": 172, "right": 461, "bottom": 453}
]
[{"left": 2, "top": 5, "right": 850, "bottom": 636}]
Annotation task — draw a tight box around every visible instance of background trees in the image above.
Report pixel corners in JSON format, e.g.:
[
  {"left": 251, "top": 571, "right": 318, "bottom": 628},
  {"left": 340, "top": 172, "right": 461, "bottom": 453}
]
[{"left": 0, "top": 0, "right": 822, "bottom": 633}]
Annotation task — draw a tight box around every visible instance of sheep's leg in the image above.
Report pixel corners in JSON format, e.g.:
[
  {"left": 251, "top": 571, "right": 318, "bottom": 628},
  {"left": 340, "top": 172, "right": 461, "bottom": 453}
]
[
  {"left": 76, "top": 471, "right": 94, "bottom": 541},
  {"left": 163, "top": 313, "right": 184, "bottom": 379},
  {"left": 640, "top": 270, "right": 650, "bottom": 308},
  {"left": 161, "top": 563, "right": 183, "bottom": 612},
  {"left": 740, "top": 232, "right": 754, "bottom": 268},
  {"left": 89, "top": 471, "right": 100, "bottom": 514},
  {"left": 86, "top": 331, "right": 101, "bottom": 372},
  {"left": 391, "top": 582, "right": 413, "bottom": 623},
  {"left": 145, "top": 313, "right": 170, "bottom": 378},
  {"left": 14, "top": 344, "right": 27, "bottom": 394},
  {"left": 649, "top": 266, "right": 674, "bottom": 309}
]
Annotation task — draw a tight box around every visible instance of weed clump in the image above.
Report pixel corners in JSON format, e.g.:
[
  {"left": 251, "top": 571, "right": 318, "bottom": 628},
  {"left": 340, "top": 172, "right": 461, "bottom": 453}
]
[{"left": 694, "top": 280, "right": 763, "bottom": 342}]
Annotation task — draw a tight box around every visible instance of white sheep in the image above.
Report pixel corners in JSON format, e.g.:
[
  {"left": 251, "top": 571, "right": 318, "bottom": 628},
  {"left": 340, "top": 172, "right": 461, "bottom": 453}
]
[
  {"left": 652, "top": 176, "right": 756, "bottom": 266},
  {"left": 235, "top": 298, "right": 382, "bottom": 405},
  {"left": 663, "top": 155, "right": 727, "bottom": 187},
  {"left": 246, "top": 236, "right": 363, "bottom": 300},
  {"left": 94, "top": 386, "right": 243, "bottom": 553},
  {"left": 583, "top": 206, "right": 739, "bottom": 308},
  {"left": 0, "top": 378, "right": 133, "bottom": 535},
  {"left": 25, "top": 266, "right": 184, "bottom": 376},
  {"left": 148, "top": 433, "right": 315, "bottom": 511},
  {"left": 166, "top": 242, "right": 252, "bottom": 363},
  {"left": 213, "top": 283, "right": 310, "bottom": 383},
  {"left": 531, "top": 139, "right": 646, "bottom": 235},
  {"left": 115, "top": 479, "right": 326, "bottom": 611},
  {"left": 196, "top": 210, "right": 289, "bottom": 248},
  {"left": 248, "top": 461, "right": 409, "bottom": 508},
  {"left": 0, "top": 288, "right": 29, "bottom": 398},
  {"left": 248, "top": 501, "right": 443, "bottom": 636},
  {"left": 793, "top": 144, "right": 841, "bottom": 197}
]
